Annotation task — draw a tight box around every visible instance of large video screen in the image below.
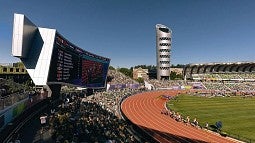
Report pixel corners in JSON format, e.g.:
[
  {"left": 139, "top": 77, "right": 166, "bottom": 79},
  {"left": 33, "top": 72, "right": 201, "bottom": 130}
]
[{"left": 47, "top": 33, "right": 110, "bottom": 88}]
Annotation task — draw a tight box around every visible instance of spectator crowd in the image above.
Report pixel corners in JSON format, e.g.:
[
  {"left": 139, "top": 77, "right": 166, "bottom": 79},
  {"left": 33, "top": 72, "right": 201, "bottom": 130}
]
[
  {"left": 4, "top": 68, "right": 255, "bottom": 143},
  {"left": 40, "top": 69, "right": 145, "bottom": 142},
  {"left": 42, "top": 87, "right": 145, "bottom": 143}
]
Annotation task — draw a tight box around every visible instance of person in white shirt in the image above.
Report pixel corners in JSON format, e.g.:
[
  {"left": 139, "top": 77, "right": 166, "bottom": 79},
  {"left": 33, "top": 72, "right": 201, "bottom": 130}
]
[{"left": 40, "top": 114, "right": 47, "bottom": 133}]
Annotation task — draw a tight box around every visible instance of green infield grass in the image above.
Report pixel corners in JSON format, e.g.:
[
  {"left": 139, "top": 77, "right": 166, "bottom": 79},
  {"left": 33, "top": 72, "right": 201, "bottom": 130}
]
[{"left": 167, "top": 94, "right": 255, "bottom": 142}]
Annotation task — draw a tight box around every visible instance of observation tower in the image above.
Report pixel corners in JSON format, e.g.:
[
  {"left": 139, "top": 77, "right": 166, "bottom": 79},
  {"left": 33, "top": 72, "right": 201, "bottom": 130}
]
[{"left": 155, "top": 24, "right": 172, "bottom": 80}]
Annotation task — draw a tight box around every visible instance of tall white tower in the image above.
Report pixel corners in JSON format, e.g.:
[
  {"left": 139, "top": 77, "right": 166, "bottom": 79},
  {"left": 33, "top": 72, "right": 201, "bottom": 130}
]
[{"left": 156, "top": 24, "right": 172, "bottom": 80}]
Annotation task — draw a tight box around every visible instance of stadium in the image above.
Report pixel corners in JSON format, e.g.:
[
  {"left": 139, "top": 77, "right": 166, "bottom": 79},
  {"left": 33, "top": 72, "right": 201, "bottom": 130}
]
[
  {"left": 184, "top": 62, "right": 255, "bottom": 81},
  {"left": 0, "top": 13, "right": 255, "bottom": 143}
]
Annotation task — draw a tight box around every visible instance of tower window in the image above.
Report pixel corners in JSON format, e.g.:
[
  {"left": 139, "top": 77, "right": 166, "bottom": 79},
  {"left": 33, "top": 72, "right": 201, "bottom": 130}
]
[
  {"left": 159, "top": 37, "right": 171, "bottom": 41},
  {"left": 159, "top": 43, "right": 171, "bottom": 46},
  {"left": 159, "top": 28, "right": 169, "bottom": 33},
  {"left": 160, "top": 67, "right": 170, "bottom": 70},
  {"left": 159, "top": 49, "right": 170, "bottom": 52},
  {"left": 160, "top": 61, "right": 170, "bottom": 64},
  {"left": 160, "top": 55, "right": 170, "bottom": 58}
]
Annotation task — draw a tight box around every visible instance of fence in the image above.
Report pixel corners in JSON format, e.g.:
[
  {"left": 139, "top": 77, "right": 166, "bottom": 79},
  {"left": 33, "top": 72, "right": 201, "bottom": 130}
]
[{"left": 0, "top": 92, "right": 30, "bottom": 111}]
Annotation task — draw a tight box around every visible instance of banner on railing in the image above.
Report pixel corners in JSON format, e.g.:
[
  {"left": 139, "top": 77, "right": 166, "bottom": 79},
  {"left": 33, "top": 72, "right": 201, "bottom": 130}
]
[{"left": 108, "top": 84, "right": 140, "bottom": 90}]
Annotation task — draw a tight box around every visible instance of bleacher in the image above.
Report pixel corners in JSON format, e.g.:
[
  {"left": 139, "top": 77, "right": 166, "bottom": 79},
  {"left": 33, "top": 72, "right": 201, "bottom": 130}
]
[
  {"left": 191, "top": 73, "right": 255, "bottom": 82},
  {"left": 146, "top": 79, "right": 185, "bottom": 89},
  {"left": 239, "top": 73, "right": 255, "bottom": 81},
  {"left": 108, "top": 69, "right": 138, "bottom": 85},
  {"left": 107, "top": 69, "right": 140, "bottom": 90}
]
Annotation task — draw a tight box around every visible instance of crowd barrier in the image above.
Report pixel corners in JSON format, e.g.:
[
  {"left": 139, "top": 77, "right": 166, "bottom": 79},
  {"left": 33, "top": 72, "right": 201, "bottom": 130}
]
[
  {"left": 0, "top": 92, "right": 28, "bottom": 110},
  {"left": 0, "top": 92, "right": 47, "bottom": 132},
  {"left": 108, "top": 83, "right": 139, "bottom": 90}
]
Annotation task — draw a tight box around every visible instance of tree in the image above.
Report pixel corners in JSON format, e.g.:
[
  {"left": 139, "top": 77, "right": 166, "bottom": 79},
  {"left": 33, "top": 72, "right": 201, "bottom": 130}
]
[
  {"left": 134, "top": 65, "right": 157, "bottom": 70},
  {"left": 134, "top": 65, "right": 147, "bottom": 69},
  {"left": 170, "top": 71, "right": 177, "bottom": 80},
  {"left": 136, "top": 77, "right": 144, "bottom": 84},
  {"left": 109, "top": 66, "right": 115, "bottom": 70},
  {"left": 170, "top": 71, "right": 183, "bottom": 80},
  {"left": 171, "top": 64, "right": 185, "bottom": 68},
  {"left": 118, "top": 68, "right": 132, "bottom": 78},
  {"left": 129, "top": 67, "right": 133, "bottom": 77}
]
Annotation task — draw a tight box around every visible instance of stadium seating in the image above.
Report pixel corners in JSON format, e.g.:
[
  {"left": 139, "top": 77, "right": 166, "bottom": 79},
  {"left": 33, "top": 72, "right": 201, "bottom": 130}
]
[{"left": 45, "top": 69, "right": 146, "bottom": 142}]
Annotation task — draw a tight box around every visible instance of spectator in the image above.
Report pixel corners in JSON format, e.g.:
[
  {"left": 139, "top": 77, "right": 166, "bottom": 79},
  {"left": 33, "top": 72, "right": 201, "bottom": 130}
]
[
  {"left": 40, "top": 113, "right": 48, "bottom": 133},
  {"left": 205, "top": 122, "right": 209, "bottom": 129}
]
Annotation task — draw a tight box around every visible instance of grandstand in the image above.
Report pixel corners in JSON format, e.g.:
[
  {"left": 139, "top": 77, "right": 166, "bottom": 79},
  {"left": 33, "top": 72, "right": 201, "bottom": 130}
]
[
  {"left": 182, "top": 62, "right": 255, "bottom": 93},
  {"left": 184, "top": 62, "right": 255, "bottom": 81},
  {"left": 107, "top": 69, "right": 140, "bottom": 90}
]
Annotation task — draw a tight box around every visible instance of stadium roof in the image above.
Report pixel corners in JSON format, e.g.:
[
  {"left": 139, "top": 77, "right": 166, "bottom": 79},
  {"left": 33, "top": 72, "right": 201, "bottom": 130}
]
[
  {"left": 186, "top": 61, "right": 255, "bottom": 67},
  {"left": 184, "top": 61, "right": 255, "bottom": 76}
]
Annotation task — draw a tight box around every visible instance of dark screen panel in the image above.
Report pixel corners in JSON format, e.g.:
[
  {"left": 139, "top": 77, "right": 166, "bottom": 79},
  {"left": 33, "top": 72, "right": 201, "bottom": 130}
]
[{"left": 47, "top": 33, "right": 110, "bottom": 88}]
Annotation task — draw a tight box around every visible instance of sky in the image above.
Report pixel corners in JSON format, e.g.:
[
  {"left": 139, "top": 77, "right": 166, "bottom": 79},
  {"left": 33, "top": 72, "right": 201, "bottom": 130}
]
[{"left": 1, "top": 0, "right": 255, "bottom": 68}]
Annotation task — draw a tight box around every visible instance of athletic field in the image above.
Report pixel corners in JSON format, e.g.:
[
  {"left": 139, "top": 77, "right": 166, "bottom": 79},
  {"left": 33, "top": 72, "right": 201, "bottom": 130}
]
[{"left": 167, "top": 94, "right": 255, "bottom": 142}]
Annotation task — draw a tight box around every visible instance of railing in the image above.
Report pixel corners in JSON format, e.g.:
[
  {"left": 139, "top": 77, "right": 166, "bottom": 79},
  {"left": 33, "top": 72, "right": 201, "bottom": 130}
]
[
  {"left": 0, "top": 92, "right": 29, "bottom": 110},
  {"left": 1, "top": 98, "right": 49, "bottom": 143}
]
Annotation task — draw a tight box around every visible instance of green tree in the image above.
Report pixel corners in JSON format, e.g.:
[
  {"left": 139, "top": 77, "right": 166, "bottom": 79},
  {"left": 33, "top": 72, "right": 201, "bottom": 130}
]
[
  {"left": 170, "top": 71, "right": 177, "bottom": 80},
  {"left": 109, "top": 66, "right": 115, "bottom": 70},
  {"left": 176, "top": 73, "right": 183, "bottom": 79},
  {"left": 171, "top": 64, "right": 185, "bottom": 68},
  {"left": 170, "top": 71, "right": 183, "bottom": 80},
  {"left": 118, "top": 68, "right": 132, "bottom": 78},
  {"left": 136, "top": 77, "right": 144, "bottom": 84},
  {"left": 134, "top": 65, "right": 156, "bottom": 70}
]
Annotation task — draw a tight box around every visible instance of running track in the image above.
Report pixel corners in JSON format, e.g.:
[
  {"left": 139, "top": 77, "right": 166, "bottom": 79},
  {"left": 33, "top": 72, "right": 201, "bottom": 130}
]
[{"left": 121, "top": 90, "right": 240, "bottom": 143}]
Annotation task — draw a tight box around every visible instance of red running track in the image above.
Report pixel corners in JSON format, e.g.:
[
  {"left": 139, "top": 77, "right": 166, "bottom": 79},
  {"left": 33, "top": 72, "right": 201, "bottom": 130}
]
[{"left": 121, "top": 90, "right": 239, "bottom": 143}]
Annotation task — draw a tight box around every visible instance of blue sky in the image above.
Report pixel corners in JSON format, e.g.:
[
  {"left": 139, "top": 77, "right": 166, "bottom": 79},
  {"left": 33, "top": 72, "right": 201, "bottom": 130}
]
[{"left": 1, "top": 0, "right": 255, "bottom": 68}]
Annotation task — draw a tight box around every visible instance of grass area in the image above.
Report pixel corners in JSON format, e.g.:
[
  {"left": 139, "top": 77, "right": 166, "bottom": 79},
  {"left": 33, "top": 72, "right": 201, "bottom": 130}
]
[{"left": 167, "top": 94, "right": 255, "bottom": 142}]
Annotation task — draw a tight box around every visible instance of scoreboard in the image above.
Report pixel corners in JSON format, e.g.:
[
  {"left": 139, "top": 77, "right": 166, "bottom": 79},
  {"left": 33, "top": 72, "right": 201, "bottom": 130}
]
[{"left": 47, "top": 33, "right": 110, "bottom": 88}]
